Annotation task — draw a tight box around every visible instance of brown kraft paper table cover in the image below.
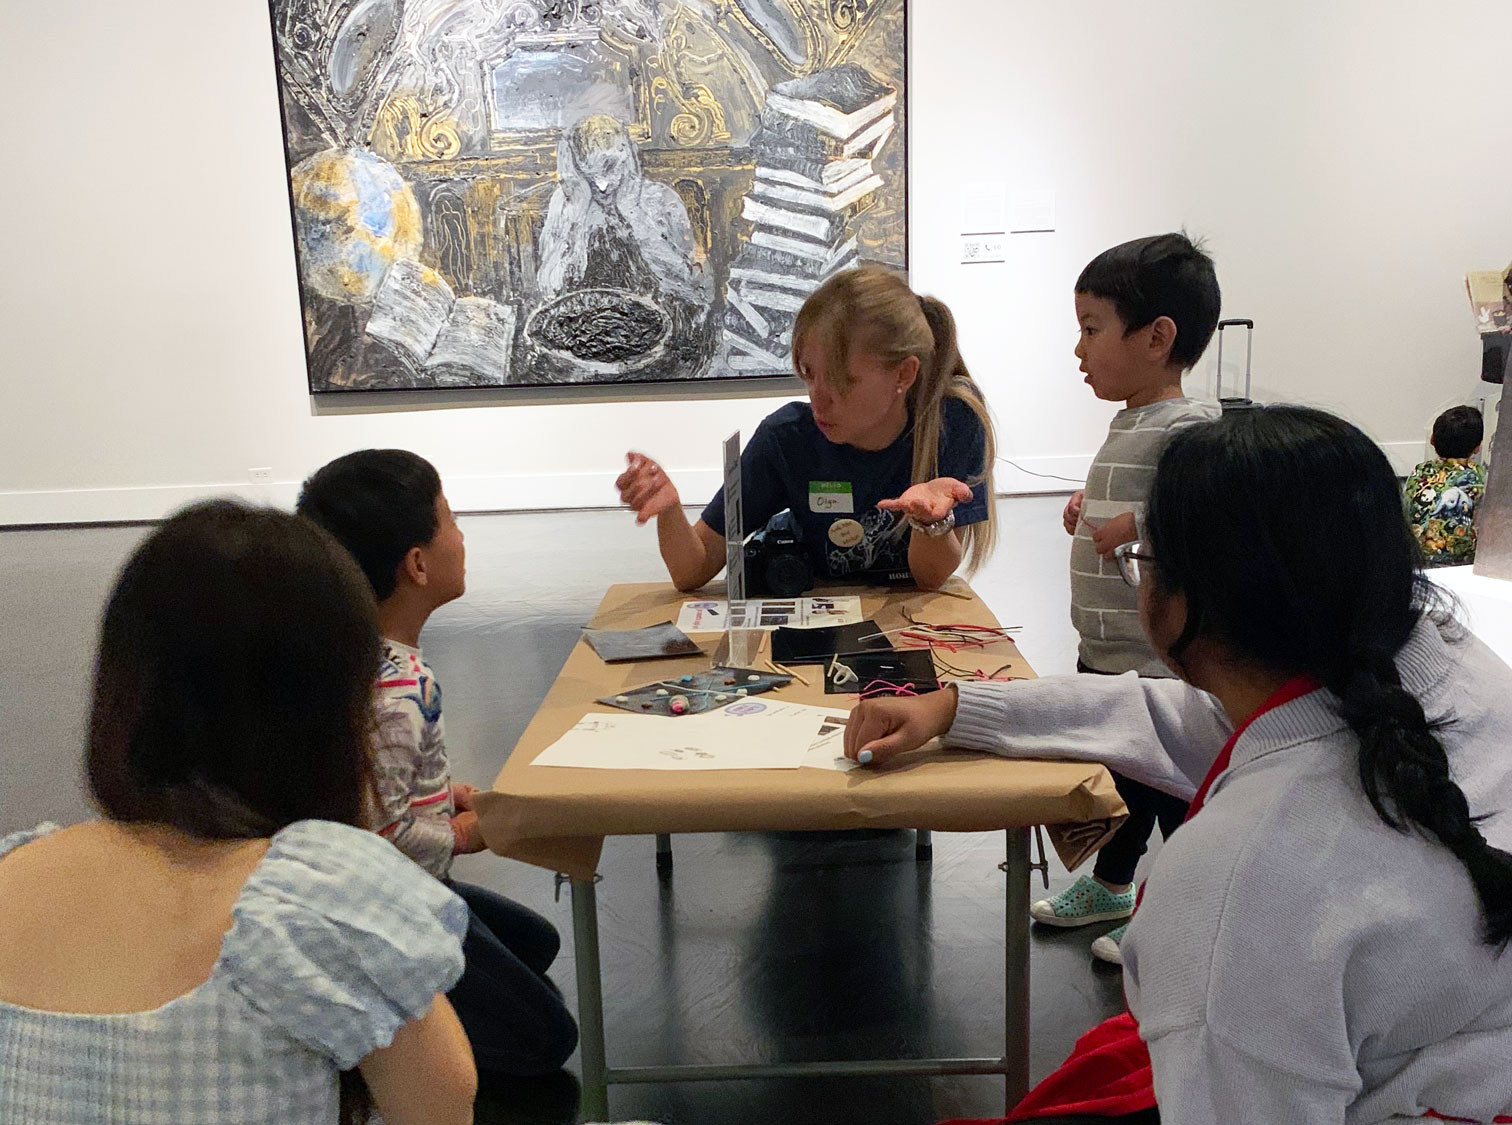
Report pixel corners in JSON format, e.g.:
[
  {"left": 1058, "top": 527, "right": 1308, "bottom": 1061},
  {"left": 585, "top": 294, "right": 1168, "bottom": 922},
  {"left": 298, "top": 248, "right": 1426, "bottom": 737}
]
[{"left": 475, "top": 581, "right": 1126, "bottom": 880}]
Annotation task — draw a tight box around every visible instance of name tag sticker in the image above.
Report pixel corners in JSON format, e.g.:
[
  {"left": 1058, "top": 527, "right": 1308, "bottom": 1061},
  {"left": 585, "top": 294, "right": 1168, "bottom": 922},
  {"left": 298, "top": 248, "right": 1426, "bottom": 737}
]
[{"left": 808, "top": 480, "right": 854, "bottom": 514}]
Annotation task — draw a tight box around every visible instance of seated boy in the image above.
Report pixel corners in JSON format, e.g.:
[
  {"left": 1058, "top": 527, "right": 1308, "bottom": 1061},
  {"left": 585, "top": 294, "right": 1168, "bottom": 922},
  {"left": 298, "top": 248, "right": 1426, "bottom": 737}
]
[
  {"left": 1405, "top": 405, "right": 1487, "bottom": 566},
  {"left": 298, "top": 449, "right": 578, "bottom": 1077}
]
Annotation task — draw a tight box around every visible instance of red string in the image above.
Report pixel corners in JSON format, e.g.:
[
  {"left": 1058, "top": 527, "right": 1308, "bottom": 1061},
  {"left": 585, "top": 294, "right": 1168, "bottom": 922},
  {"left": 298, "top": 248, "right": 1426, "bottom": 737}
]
[
  {"left": 858, "top": 680, "right": 920, "bottom": 699},
  {"left": 895, "top": 621, "right": 1018, "bottom": 653}
]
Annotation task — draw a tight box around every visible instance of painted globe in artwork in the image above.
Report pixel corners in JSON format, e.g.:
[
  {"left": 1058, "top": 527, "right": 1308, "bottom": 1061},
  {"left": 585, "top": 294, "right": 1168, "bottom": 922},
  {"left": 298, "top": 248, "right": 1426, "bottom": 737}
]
[{"left": 290, "top": 148, "right": 422, "bottom": 303}]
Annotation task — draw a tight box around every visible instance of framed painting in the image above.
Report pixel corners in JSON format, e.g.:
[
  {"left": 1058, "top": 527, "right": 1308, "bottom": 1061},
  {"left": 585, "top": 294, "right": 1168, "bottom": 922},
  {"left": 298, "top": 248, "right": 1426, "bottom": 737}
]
[{"left": 267, "top": 0, "right": 908, "bottom": 392}]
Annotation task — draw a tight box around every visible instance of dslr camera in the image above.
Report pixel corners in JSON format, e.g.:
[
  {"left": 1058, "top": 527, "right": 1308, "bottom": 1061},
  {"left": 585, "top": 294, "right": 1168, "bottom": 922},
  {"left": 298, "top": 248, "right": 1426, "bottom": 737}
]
[{"left": 744, "top": 510, "right": 814, "bottom": 598}]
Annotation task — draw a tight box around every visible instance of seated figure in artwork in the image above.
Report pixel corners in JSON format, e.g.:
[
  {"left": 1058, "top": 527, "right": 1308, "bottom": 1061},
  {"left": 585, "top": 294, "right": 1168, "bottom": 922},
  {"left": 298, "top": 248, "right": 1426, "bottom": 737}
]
[{"left": 536, "top": 113, "right": 712, "bottom": 308}]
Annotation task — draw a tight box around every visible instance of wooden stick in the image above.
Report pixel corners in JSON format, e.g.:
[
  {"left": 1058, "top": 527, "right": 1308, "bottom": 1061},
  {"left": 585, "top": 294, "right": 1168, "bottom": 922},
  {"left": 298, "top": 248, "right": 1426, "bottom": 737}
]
[{"left": 767, "top": 658, "right": 811, "bottom": 687}]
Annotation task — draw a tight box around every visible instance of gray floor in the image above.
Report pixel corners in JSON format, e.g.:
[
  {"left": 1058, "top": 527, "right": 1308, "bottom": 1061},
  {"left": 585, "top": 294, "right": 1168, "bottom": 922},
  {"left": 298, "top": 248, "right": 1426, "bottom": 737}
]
[{"left": 0, "top": 497, "right": 1137, "bottom": 1124}]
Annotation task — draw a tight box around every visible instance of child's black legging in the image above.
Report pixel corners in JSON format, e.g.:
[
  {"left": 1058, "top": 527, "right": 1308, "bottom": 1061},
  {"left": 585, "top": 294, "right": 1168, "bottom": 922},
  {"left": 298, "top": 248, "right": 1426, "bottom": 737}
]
[
  {"left": 1077, "top": 661, "right": 1191, "bottom": 886},
  {"left": 445, "top": 879, "right": 579, "bottom": 1076},
  {"left": 1091, "top": 768, "right": 1190, "bottom": 885}
]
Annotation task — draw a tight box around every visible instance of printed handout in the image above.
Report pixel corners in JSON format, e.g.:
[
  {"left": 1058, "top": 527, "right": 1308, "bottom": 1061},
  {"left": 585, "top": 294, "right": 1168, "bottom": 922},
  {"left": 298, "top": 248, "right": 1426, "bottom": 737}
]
[
  {"left": 800, "top": 708, "right": 858, "bottom": 772},
  {"left": 676, "top": 596, "right": 864, "bottom": 634},
  {"left": 531, "top": 698, "right": 828, "bottom": 771}
]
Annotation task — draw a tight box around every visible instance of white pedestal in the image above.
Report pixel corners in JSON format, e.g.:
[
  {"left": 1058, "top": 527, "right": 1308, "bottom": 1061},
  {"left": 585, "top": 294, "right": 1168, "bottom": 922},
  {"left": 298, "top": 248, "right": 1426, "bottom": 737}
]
[{"left": 1429, "top": 565, "right": 1512, "bottom": 667}]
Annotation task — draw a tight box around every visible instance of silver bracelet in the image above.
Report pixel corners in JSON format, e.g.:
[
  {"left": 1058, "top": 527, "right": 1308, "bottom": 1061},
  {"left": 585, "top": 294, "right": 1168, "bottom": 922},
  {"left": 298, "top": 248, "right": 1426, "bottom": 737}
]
[{"left": 907, "top": 509, "right": 956, "bottom": 538}]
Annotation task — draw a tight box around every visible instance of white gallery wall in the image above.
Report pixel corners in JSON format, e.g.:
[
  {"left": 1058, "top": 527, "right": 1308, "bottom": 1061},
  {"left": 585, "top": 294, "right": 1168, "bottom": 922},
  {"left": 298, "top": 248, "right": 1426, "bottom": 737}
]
[{"left": 2, "top": 1, "right": 1510, "bottom": 524}]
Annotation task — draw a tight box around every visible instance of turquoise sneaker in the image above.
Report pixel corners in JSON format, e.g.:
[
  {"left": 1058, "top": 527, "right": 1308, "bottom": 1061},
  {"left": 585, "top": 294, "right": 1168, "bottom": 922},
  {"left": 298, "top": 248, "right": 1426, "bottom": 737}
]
[
  {"left": 1091, "top": 922, "right": 1129, "bottom": 966},
  {"left": 1029, "top": 875, "right": 1136, "bottom": 928}
]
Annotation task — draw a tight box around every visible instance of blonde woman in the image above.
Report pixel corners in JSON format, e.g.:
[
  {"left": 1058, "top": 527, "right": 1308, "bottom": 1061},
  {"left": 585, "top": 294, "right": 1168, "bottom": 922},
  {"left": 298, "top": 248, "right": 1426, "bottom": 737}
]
[{"left": 617, "top": 268, "right": 998, "bottom": 591}]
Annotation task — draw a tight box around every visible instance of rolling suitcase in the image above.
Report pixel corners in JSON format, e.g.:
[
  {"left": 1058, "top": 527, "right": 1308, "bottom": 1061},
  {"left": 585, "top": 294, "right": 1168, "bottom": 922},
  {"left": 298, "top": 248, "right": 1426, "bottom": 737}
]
[{"left": 1215, "top": 317, "right": 1256, "bottom": 411}]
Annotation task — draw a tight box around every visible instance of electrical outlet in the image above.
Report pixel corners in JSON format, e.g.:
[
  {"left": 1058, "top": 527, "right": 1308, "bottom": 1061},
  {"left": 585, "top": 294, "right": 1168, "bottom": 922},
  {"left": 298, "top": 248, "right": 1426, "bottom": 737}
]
[{"left": 248, "top": 467, "right": 274, "bottom": 484}]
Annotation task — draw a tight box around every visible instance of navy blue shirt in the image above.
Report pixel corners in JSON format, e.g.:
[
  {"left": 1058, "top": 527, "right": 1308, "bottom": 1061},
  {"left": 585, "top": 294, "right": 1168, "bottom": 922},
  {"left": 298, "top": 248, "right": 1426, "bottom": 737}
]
[{"left": 700, "top": 397, "right": 990, "bottom": 581}]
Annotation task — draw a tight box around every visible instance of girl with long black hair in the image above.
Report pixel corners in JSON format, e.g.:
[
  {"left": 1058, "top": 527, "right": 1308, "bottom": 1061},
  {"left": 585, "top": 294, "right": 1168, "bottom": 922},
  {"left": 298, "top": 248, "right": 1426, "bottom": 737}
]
[
  {"left": 844, "top": 406, "right": 1512, "bottom": 1123},
  {"left": 0, "top": 503, "right": 476, "bottom": 1125}
]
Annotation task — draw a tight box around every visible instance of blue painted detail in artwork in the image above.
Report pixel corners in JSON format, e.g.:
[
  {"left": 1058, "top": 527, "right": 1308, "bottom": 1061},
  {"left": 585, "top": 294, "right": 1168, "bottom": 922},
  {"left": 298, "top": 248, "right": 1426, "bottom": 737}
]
[{"left": 345, "top": 239, "right": 385, "bottom": 280}]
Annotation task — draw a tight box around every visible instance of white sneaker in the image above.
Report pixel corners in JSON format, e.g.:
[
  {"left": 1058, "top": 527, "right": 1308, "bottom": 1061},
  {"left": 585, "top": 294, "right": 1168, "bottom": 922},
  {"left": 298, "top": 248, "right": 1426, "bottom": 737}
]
[
  {"left": 1091, "top": 922, "right": 1129, "bottom": 966},
  {"left": 1029, "top": 875, "right": 1136, "bottom": 928}
]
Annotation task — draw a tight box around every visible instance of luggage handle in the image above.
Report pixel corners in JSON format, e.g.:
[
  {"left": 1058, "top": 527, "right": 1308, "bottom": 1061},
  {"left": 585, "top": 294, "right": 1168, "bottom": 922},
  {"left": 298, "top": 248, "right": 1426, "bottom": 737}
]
[{"left": 1215, "top": 318, "right": 1253, "bottom": 402}]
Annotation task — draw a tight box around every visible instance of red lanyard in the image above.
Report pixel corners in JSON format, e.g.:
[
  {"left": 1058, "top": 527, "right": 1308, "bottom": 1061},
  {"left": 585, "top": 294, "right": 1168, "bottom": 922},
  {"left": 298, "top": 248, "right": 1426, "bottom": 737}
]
[{"left": 1185, "top": 675, "right": 1322, "bottom": 821}]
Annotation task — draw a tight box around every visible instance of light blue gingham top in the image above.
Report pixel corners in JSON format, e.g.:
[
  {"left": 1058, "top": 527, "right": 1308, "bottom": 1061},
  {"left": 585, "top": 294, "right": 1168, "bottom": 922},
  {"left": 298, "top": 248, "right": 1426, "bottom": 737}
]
[{"left": 0, "top": 819, "right": 468, "bottom": 1125}]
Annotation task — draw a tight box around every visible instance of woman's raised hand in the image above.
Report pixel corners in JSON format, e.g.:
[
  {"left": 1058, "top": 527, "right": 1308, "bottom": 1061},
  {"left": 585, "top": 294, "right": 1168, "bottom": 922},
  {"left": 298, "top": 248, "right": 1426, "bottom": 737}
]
[
  {"left": 616, "top": 452, "right": 682, "bottom": 524},
  {"left": 878, "top": 477, "right": 974, "bottom": 525}
]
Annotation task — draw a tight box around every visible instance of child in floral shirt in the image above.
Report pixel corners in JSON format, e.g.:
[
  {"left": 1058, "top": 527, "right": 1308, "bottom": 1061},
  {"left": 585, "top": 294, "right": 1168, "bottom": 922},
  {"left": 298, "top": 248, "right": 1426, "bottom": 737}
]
[{"left": 1405, "top": 405, "right": 1487, "bottom": 566}]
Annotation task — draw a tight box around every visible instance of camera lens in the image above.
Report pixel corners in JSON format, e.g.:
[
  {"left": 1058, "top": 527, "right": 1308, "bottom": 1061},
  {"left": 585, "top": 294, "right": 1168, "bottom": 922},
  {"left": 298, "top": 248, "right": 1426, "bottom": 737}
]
[{"left": 766, "top": 553, "right": 812, "bottom": 598}]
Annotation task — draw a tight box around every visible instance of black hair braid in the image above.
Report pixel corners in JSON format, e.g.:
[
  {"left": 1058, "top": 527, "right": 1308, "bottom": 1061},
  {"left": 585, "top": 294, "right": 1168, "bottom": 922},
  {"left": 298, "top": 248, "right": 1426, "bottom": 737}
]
[
  {"left": 1148, "top": 405, "right": 1512, "bottom": 951},
  {"left": 1338, "top": 657, "right": 1512, "bottom": 951}
]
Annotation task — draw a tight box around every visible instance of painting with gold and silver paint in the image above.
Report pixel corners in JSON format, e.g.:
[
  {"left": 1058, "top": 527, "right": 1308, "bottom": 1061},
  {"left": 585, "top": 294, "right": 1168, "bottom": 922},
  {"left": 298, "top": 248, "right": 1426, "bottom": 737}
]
[{"left": 269, "top": 0, "right": 908, "bottom": 392}]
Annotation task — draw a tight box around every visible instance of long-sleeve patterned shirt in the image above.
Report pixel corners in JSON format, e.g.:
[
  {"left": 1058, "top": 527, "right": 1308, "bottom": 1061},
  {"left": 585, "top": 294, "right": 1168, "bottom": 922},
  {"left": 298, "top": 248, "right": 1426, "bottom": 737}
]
[
  {"left": 1404, "top": 457, "right": 1486, "bottom": 567},
  {"left": 373, "top": 640, "right": 455, "bottom": 878}
]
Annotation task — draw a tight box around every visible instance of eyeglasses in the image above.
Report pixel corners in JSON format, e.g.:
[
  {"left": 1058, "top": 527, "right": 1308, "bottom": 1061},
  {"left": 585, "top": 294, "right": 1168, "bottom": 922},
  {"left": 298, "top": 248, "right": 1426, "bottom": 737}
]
[{"left": 1113, "top": 540, "right": 1156, "bottom": 588}]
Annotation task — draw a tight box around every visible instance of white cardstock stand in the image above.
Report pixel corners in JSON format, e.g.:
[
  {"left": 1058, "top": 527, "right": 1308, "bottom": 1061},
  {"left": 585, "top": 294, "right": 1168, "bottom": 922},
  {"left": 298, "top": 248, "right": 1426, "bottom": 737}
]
[
  {"left": 717, "top": 430, "right": 763, "bottom": 667},
  {"left": 722, "top": 430, "right": 744, "bottom": 601}
]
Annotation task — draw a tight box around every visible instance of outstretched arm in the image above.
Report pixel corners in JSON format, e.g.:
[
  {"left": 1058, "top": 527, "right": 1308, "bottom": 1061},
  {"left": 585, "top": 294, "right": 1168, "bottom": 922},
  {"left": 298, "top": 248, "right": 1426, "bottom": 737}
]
[
  {"left": 879, "top": 477, "right": 974, "bottom": 590},
  {"left": 846, "top": 672, "right": 1230, "bottom": 801},
  {"left": 617, "top": 452, "right": 725, "bottom": 591}
]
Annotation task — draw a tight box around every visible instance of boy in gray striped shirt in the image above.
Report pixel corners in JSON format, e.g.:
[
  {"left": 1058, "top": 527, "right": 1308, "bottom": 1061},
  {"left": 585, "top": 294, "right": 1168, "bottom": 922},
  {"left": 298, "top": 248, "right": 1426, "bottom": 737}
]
[{"left": 1033, "top": 234, "right": 1222, "bottom": 964}]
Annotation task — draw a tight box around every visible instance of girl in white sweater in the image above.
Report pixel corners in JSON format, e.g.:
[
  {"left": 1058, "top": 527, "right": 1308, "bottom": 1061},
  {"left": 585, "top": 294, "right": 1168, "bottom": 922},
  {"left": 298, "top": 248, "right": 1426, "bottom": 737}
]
[{"left": 847, "top": 406, "right": 1512, "bottom": 1124}]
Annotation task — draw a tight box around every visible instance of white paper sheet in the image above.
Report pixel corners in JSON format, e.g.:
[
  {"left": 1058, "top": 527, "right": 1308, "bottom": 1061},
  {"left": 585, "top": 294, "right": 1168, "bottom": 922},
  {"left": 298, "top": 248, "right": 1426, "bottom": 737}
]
[
  {"left": 531, "top": 699, "right": 826, "bottom": 771},
  {"left": 676, "top": 596, "right": 864, "bottom": 634},
  {"left": 1079, "top": 497, "right": 1143, "bottom": 532},
  {"left": 741, "top": 701, "right": 857, "bottom": 771},
  {"left": 802, "top": 740, "right": 853, "bottom": 771}
]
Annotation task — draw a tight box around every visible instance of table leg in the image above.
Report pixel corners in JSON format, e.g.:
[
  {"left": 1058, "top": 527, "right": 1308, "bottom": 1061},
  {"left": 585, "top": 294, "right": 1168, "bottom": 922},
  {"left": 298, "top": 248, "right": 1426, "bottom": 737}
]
[
  {"left": 655, "top": 832, "right": 673, "bottom": 875},
  {"left": 1004, "top": 827, "right": 1032, "bottom": 1107},
  {"left": 571, "top": 876, "right": 609, "bottom": 1121},
  {"left": 914, "top": 828, "right": 933, "bottom": 861}
]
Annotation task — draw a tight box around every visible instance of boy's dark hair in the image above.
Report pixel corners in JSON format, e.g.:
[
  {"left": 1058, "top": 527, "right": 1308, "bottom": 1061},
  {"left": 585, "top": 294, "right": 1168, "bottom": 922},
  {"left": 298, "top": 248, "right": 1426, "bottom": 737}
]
[
  {"left": 87, "top": 501, "right": 380, "bottom": 838},
  {"left": 1076, "top": 232, "right": 1222, "bottom": 370},
  {"left": 1147, "top": 405, "right": 1512, "bottom": 950},
  {"left": 1431, "top": 406, "right": 1483, "bottom": 460},
  {"left": 296, "top": 450, "right": 442, "bottom": 601}
]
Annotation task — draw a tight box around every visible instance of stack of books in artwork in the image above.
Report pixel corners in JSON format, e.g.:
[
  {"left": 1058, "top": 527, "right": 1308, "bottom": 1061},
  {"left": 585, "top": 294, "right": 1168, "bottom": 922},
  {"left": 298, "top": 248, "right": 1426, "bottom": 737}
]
[{"left": 721, "top": 64, "right": 897, "bottom": 373}]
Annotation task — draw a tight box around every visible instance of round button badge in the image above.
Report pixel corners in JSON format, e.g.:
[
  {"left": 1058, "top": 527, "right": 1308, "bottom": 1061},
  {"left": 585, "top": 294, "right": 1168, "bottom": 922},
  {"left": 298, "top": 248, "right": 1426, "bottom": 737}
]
[{"left": 828, "top": 518, "right": 864, "bottom": 548}]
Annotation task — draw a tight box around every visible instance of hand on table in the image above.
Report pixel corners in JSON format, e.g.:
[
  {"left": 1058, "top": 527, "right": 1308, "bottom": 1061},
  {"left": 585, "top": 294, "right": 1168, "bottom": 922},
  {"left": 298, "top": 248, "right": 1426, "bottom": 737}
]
[
  {"left": 449, "top": 810, "right": 487, "bottom": 855},
  {"left": 616, "top": 452, "right": 682, "bottom": 525},
  {"left": 878, "top": 477, "right": 973, "bottom": 525},
  {"left": 844, "top": 686, "right": 959, "bottom": 767},
  {"left": 1062, "top": 490, "right": 1084, "bottom": 536},
  {"left": 1091, "top": 511, "right": 1139, "bottom": 560},
  {"left": 450, "top": 782, "right": 478, "bottom": 812}
]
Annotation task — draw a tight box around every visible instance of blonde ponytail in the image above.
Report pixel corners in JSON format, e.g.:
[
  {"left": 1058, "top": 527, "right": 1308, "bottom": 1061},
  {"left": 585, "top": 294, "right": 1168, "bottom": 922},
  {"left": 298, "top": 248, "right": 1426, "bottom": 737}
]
[
  {"left": 793, "top": 268, "right": 999, "bottom": 574},
  {"left": 914, "top": 296, "right": 997, "bottom": 574}
]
